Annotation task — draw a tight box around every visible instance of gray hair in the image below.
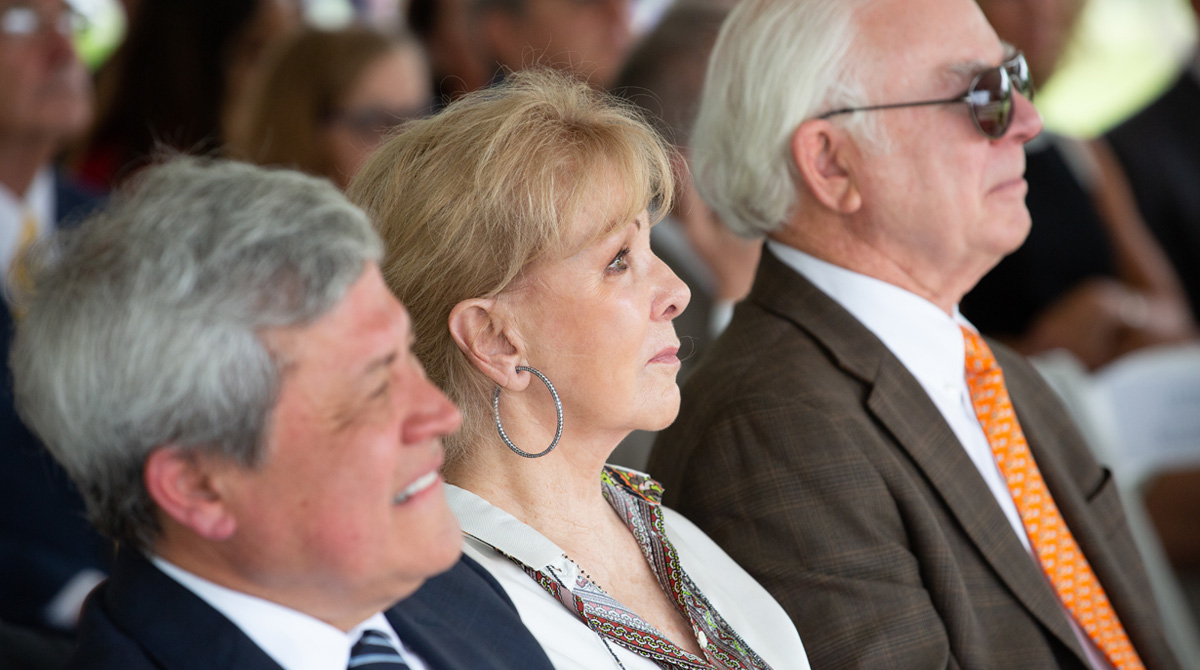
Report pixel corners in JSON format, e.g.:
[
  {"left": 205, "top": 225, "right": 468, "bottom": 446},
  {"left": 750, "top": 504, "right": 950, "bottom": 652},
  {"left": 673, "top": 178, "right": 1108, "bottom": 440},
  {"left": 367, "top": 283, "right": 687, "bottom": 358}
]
[
  {"left": 11, "top": 157, "right": 383, "bottom": 551},
  {"left": 691, "top": 0, "right": 883, "bottom": 237}
]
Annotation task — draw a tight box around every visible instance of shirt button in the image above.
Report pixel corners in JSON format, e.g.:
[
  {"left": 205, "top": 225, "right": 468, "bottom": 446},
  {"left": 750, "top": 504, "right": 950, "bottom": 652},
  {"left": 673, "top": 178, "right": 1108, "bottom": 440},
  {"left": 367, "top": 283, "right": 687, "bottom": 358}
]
[{"left": 696, "top": 630, "right": 708, "bottom": 648}]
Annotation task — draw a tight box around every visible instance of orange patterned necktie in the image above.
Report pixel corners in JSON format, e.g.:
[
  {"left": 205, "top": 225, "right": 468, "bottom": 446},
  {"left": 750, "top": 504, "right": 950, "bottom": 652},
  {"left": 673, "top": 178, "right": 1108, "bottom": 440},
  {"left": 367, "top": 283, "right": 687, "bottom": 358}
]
[{"left": 961, "top": 326, "right": 1144, "bottom": 670}]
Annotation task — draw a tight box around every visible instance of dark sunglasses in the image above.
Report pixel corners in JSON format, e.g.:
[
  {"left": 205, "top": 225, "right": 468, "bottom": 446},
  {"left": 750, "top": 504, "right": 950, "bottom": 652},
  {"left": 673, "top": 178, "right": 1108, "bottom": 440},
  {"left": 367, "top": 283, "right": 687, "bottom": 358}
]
[{"left": 818, "top": 51, "right": 1034, "bottom": 139}]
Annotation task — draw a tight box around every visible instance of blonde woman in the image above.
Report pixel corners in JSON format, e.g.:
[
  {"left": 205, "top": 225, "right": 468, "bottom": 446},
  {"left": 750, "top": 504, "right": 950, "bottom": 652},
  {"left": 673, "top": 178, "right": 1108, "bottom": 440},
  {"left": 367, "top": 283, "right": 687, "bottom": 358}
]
[{"left": 348, "top": 69, "right": 809, "bottom": 670}]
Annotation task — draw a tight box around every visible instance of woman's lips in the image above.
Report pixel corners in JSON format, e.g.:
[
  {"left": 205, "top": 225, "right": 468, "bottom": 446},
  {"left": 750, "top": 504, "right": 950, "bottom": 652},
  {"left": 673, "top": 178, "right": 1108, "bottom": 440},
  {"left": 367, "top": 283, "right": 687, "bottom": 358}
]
[
  {"left": 991, "top": 175, "right": 1027, "bottom": 195},
  {"left": 649, "top": 346, "right": 681, "bottom": 364}
]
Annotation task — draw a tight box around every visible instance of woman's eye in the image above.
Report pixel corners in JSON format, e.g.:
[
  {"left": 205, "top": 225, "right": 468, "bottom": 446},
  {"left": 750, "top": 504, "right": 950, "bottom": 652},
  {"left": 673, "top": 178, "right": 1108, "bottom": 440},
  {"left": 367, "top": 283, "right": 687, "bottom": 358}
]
[{"left": 606, "top": 247, "right": 631, "bottom": 274}]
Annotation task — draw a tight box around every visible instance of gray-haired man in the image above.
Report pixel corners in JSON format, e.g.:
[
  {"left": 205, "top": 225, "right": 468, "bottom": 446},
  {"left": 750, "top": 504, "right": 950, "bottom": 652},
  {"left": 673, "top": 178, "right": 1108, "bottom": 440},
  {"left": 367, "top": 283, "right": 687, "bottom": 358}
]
[{"left": 11, "top": 157, "right": 554, "bottom": 670}]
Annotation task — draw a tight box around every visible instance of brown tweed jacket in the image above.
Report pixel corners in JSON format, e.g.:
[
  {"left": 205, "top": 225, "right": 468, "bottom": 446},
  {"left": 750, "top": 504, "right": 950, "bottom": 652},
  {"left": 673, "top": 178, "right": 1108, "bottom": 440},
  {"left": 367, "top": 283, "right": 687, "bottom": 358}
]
[{"left": 648, "top": 248, "right": 1180, "bottom": 670}]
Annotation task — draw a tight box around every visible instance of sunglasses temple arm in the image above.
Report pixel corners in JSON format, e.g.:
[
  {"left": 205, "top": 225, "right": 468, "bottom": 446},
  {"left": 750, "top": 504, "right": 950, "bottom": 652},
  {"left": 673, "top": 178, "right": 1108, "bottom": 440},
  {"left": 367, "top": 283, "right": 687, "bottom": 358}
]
[{"left": 820, "top": 95, "right": 971, "bottom": 119}]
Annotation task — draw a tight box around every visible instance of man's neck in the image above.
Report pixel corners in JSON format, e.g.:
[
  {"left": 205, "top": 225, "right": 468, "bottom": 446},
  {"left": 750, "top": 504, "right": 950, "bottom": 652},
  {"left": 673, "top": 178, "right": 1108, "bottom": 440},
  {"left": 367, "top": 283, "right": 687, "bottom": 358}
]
[
  {"left": 154, "top": 534, "right": 414, "bottom": 633},
  {"left": 0, "top": 136, "right": 57, "bottom": 197},
  {"left": 769, "top": 220, "right": 979, "bottom": 316}
]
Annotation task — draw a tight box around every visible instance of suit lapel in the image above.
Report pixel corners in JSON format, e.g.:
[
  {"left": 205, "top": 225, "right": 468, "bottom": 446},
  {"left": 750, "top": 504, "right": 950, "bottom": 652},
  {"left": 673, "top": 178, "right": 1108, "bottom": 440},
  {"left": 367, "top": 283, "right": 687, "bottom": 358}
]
[
  {"left": 384, "top": 606, "right": 458, "bottom": 670},
  {"left": 104, "top": 550, "right": 284, "bottom": 670},
  {"left": 1002, "top": 351, "right": 1178, "bottom": 668},
  {"left": 864, "top": 357, "right": 1087, "bottom": 660},
  {"left": 750, "top": 250, "right": 1088, "bottom": 662}
]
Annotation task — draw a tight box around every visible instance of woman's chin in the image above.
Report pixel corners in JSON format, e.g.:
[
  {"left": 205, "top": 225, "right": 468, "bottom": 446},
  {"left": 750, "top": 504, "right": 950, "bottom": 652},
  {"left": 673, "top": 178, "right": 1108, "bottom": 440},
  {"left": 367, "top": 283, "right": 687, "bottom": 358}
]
[{"left": 636, "top": 392, "right": 683, "bottom": 433}]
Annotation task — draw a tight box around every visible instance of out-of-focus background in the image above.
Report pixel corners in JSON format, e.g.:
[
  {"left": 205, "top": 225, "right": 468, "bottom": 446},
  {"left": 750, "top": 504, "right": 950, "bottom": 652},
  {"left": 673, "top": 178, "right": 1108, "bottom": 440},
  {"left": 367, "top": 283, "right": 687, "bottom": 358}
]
[
  {"left": 67, "top": 0, "right": 1200, "bottom": 131},
  {"left": 1037, "top": 0, "right": 1195, "bottom": 135}
]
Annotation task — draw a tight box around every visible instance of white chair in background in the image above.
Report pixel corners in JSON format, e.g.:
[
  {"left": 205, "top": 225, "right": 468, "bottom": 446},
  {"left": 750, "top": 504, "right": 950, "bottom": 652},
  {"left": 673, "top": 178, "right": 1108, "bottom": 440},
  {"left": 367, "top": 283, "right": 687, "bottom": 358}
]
[{"left": 1033, "top": 344, "right": 1200, "bottom": 669}]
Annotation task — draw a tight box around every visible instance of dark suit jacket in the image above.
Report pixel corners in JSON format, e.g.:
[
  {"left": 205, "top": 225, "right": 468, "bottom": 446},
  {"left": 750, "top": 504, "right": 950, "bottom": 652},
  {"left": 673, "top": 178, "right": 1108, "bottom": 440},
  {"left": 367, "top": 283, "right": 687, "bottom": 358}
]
[
  {"left": 69, "top": 550, "right": 554, "bottom": 669},
  {"left": 0, "top": 174, "right": 109, "bottom": 628},
  {"left": 1107, "top": 70, "right": 1200, "bottom": 318},
  {"left": 649, "top": 249, "right": 1180, "bottom": 670}
]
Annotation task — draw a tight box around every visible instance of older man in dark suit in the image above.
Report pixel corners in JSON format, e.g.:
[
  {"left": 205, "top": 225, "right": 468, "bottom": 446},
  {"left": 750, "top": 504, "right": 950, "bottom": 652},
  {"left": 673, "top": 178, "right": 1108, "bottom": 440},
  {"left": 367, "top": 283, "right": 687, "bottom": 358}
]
[
  {"left": 11, "top": 157, "right": 554, "bottom": 670},
  {"left": 649, "top": 0, "right": 1181, "bottom": 668}
]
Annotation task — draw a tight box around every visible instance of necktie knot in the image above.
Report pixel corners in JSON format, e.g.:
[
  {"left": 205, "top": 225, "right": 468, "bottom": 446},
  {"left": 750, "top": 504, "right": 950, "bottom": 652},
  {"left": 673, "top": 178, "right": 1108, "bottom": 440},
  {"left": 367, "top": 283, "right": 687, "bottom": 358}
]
[
  {"left": 348, "top": 629, "right": 410, "bottom": 670},
  {"left": 961, "top": 325, "right": 998, "bottom": 378}
]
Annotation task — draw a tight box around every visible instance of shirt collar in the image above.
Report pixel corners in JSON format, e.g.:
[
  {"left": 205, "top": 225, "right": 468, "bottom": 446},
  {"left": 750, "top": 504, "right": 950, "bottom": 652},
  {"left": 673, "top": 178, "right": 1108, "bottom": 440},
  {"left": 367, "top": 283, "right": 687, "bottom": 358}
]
[
  {"left": 446, "top": 465, "right": 665, "bottom": 568},
  {"left": 0, "top": 167, "right": 54, "bottom": 225},
  {"left": 150, "top": 556, "right": 402, "bottom": 670},
  {"left": 766, "top": 241, "right": 974, "bottom": 396},
  {"left": 602, "top": 465, "right": 664, "bottom": 505}
]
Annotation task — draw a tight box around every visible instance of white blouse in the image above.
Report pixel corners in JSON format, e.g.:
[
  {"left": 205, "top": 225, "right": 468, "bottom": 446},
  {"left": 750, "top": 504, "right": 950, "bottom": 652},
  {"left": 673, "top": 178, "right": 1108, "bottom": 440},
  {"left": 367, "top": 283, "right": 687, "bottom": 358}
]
[{"left": 445, "top": 467, "right": 810, "bottom": 670}]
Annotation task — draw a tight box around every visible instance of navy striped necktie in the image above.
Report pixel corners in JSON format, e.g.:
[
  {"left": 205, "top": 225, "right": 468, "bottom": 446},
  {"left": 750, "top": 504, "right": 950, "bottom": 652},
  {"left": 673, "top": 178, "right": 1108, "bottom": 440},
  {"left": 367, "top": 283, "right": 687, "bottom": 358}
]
[{"left": 348, "top": 630, "right": 411, "bottom": 669}]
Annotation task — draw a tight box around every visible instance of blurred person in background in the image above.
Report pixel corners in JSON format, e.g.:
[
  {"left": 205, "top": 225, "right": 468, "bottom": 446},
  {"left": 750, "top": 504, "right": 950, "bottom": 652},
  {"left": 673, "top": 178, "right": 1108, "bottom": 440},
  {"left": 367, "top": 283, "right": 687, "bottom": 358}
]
[
  {"left": 475, "top": 0, "right": 634, "bottom": 89},
  {"left": 1106, "top": 0, "right": 1200, "bottom": 627},
  {"left": 408, "top": 0, "right": 636, "bottom": 104},
  {"left": 231, "top": 26, "right": 430, "bottom": 189},
  {"left": 407, "top": 0, "right": 491, "bottom": 104},
  {"left": 961, "top": 0, "right": 1196, "bottom": 370},
  {"left": 68, "top": 0, "right": 300, "bottom": 190},
  {"left": 0, "top": 0, "right": 111, "bottom": 638},
  {"left": 1107, "top": 0, "right": 1200, "bottom": 322}
]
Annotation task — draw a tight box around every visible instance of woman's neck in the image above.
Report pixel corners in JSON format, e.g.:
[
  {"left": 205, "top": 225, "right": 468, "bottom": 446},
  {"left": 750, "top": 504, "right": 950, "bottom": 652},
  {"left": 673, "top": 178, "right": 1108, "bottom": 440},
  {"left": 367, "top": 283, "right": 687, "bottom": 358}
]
[{"left": 445, "top": 426, "right": 627, "bottom": 547}]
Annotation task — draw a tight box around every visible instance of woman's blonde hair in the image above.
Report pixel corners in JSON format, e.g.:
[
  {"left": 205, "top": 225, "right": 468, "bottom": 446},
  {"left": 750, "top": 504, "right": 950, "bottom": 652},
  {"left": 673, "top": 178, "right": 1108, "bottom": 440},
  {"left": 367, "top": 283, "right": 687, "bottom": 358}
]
[
  {"left": 348, "top": 68, "right": 675, "bottom": 464},
  {"left": 230, "top": 26, "right": 420, "bottom": 182}
]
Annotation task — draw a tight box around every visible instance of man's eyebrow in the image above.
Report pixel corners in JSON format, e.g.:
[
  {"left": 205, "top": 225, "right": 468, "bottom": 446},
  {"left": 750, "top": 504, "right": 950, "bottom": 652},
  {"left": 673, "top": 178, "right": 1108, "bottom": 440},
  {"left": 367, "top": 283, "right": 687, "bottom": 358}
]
[
  {"left": 361, "top": 351, "right": 398, "bottom": 378},
  {"left": 327, "top": 351, "right": 399, "bottom": 433},
  {"left": 947, "top": 43, "right": 1014, "bottom": 80},
  {"left": 947, "top": 58, "right": 991, "bottom": 80}
]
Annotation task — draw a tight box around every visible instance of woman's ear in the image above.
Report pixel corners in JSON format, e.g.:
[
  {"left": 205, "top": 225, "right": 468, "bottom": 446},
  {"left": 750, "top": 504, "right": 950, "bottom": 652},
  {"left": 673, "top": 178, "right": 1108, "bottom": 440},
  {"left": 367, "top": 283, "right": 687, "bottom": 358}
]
[
  {"left": 449, "top": 298, "right": 529, "bottom": 390},
  {"left": 144, "top": 447, "right": 237, "bottom": 542},
  {"left": 791, "top": 120, "right": 863, "bottom": 215}
]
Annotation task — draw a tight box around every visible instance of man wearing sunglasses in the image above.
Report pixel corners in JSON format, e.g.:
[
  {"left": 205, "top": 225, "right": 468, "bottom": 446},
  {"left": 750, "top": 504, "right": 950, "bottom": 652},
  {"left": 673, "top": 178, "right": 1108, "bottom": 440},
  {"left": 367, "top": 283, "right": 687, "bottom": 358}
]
[{"left": 649, "top": 0, "right": 1181, "bottom": 668}]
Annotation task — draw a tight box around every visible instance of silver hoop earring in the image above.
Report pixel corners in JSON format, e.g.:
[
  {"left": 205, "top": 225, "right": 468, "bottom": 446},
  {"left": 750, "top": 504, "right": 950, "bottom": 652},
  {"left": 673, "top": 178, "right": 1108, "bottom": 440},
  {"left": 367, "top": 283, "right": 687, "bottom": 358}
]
[{"left": 492, "top": 365, "right": 563, "bottom": 458}]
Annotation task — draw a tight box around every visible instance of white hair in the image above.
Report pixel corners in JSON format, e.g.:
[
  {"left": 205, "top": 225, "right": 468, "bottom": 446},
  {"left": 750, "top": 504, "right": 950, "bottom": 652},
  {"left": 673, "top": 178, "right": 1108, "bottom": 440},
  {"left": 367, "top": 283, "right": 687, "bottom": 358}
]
[
  {"left": 10, "top": 157, "right": 382, "bottom": 551},
  {"left": 691, "top": 0, "right": 883, "bottom": 237}
]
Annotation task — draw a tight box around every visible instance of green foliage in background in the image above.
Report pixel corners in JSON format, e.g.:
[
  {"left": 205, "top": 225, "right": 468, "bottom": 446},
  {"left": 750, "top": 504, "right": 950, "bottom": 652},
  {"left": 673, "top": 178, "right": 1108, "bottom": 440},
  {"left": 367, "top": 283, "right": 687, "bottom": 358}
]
[{"left": 1038, "top": 0, "right": 1196, "bottom": 137}]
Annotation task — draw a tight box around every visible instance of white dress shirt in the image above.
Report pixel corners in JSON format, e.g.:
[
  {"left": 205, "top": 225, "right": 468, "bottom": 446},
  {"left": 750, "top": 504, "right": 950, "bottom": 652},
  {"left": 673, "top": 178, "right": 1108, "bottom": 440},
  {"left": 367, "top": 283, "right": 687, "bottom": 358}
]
[
  {"left": 767, "top": 241, "right": 1112, "bottom": 670},
  {"left": 0, "top": 168, "right": 54, "bottom": 294},
  {"left": 446, "top": 481, "right": 810, "bottom": 670},
  {"left": 151, "top": 557, "right": 428, "bottom": 670}
]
